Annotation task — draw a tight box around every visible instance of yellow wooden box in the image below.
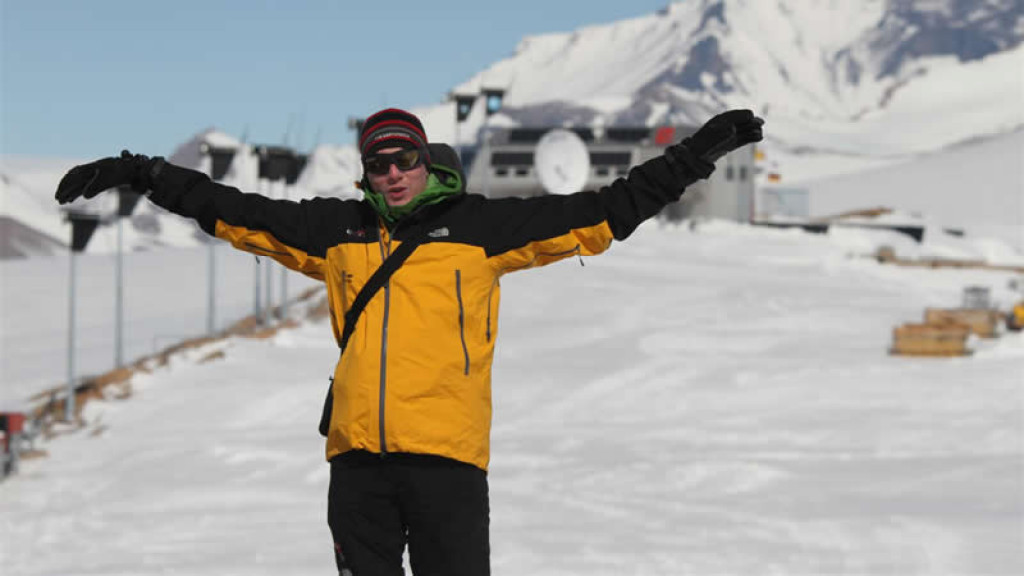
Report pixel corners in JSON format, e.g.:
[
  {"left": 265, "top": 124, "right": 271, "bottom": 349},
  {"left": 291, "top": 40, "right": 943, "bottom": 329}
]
[{"left": 891, "top": 323, "right": 970, "bottom": 357}]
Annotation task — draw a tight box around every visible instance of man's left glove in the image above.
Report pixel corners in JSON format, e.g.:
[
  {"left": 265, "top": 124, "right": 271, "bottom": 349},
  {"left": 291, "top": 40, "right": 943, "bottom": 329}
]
[
  {"left": 668, "top": 109, "right": 764, "bottom": 179},
  {"left": 55, "top": 150, "right": 164, "bottom": 205}
]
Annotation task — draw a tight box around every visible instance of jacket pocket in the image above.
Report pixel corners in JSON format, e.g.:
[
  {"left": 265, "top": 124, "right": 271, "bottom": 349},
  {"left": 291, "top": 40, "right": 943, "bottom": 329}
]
[{"left": 455, "top": 269, "right": 470, "bottom": 375}]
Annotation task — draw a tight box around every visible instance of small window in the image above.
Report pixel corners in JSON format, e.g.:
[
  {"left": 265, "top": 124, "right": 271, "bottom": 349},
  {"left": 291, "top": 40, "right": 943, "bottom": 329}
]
[
  {"left": 514, "top": 168, "right": 529, "bottom": 177},
  {"left": 606, "top": 127, "right": 650, "bottom": 142},
  {"left": 590, "top": 151, "right": 632, "bottom": 165},
  {"left": 491, "top": 152, "right": 534, "bottom": 166},
  {"left": 595, "top": 167, "right": 609, "bottom": 177},
  {"left": 739, "top": 166, "right": 748, "bottom": 181},
  {"left": 726, "top": 166, "right": 735, "bottom": 181},
  {"left": 495, "top": 168, "right": 509, "bottom": 177},
  {"left": 616, "top": 167, "right": 629, "bottom": 177},
  {"left": 506, "top": 129, "right": 548, "bottom": 144}
]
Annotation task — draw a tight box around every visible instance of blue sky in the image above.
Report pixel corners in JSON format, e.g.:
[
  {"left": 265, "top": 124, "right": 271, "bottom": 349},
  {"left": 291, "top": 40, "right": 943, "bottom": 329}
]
[{"left": 1, "top": 0, "right": 672, "bottom": 159}]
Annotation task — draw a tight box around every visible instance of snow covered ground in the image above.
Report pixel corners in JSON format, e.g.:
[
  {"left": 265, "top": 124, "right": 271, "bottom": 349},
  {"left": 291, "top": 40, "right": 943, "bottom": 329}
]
[
  {"left": 3, "top": 2, "right": 1021, "bottom": 570},
  {"left": 2, "top": 220, "right": 1022, "bottom": 575}
]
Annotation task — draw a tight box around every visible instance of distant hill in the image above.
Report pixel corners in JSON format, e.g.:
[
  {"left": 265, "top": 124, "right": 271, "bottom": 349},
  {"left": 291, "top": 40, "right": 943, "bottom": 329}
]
[{"left": 0, "top": 215, "right": 64, "bottom": 258}]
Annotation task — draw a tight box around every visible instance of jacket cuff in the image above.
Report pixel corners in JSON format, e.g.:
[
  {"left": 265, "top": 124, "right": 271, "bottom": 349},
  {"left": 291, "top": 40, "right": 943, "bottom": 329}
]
[
  {"left": 129, "top": 156, "right": 165, "bottom": 194},
  {"left": 665, "top": 140, "right": 715, "bottom": 180},
  {"left": 146, "top": 162, "right": 217, "bottom": 237},
  {"left": 147, "top": 161, "right": 208, "bottom": 202}
]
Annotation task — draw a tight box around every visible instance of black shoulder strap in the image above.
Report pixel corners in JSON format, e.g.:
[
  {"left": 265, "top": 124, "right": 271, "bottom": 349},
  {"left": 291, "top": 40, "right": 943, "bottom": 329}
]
[
  {"left": 319, "top": 223, "right": 428, "bottom": 436},
  {"left": 338, "top": 144, "right": 461, "bottom": 337},
  {"left": 339, "top": 224, "right": 426, "bottom": 350}
]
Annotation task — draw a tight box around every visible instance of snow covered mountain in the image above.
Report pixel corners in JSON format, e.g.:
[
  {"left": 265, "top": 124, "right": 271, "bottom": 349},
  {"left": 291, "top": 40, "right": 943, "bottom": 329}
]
[{"left": 424, "top": 0, "right": 1022, "bottom": 178}]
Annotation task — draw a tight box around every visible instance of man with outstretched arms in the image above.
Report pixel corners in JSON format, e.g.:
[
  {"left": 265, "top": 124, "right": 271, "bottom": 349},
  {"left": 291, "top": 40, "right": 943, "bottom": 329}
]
[{"left": 56, "top": 107, "right": 763, "bottom": 575}]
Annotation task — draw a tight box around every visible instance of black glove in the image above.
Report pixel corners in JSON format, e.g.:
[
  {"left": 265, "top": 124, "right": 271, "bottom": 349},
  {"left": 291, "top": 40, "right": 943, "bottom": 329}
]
[
  {"left": 668, "top": 109, "right": 764, "bottom": 179},
  {"left": 54, "top": 150, "right": 164, "bottom": 205}
]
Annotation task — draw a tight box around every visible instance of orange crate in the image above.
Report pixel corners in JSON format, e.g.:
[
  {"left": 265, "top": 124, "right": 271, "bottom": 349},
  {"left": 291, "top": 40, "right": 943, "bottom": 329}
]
[
  {"left": 924, "top": 308, "right": 1000, "bottom": 338},
  {"left": 891, "top": 323, "right": 970, "bottom": 357}
]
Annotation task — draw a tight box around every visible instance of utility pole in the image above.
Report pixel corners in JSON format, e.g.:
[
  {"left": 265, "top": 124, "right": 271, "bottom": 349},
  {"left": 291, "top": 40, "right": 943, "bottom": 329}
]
[
  {"left": 254, "top": 145, "right": 297, "bottom": 323},
  {"left": 347, "top": 117, "right": 365, "bottom": 146},
  {"left": 280, "top": 152, "right": 308, "bottom": 320},
  {"left": 451, "top": 93, "right": 476, "bottom": 163},
  {"left": 113, "top": 187, "right": 143, "bottom": 367},
  {"left": 479, "top": 88, "right": 506, "bottom": 198},
  {"left": 64, "top": 211, "right": 101, "bottom": 422},
  {"left": 199, "top": 143, "right": 238, "bottom": 334}
]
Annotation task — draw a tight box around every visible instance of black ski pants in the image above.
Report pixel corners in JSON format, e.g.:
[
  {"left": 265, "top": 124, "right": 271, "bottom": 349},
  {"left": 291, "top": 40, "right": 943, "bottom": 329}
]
[{"left": 327, "top": 450, "right": 490, "bottom": 576}]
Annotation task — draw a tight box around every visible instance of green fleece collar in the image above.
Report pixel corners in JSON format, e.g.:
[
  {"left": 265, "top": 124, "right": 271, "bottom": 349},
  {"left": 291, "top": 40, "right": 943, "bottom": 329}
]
[{"left": 363, "top": 164, "right": 463, "bottom": 226}]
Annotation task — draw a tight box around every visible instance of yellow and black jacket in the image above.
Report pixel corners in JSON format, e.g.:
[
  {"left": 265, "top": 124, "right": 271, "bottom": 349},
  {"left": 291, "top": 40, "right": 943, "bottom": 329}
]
[{"left": 147, "top": 146, "right": 706, "bottom": 470}]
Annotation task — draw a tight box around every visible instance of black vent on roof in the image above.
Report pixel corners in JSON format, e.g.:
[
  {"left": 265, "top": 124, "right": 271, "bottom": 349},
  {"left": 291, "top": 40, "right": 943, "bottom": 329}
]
[
  {"left": 506, "top": 127, "right": 596, "bottom": 143},
  {"left": 491, "top": 151, "right": 534, "bottom": 166},
  {"left": 506, "top": 129, "right": 549, "bottom": 144},
  {"left": 605, "top": 127, "right": 650, "bottom": 142},
  {"left": 570, "top": 127, "right": 594, "bottom": 141},
  {"left": 590, "top": 151, "right": 632, "bottom": 166}
]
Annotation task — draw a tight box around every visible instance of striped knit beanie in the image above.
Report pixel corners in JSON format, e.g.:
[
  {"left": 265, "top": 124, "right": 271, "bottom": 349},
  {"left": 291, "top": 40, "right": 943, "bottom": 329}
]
[{"left": 358, "top": 108, "right": 430, "bottom": 162}]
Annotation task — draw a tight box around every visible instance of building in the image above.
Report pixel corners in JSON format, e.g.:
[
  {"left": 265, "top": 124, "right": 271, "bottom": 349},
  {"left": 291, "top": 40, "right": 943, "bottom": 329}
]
[{"left": 461, "top": 125, "right": 757, "bottom": 223}]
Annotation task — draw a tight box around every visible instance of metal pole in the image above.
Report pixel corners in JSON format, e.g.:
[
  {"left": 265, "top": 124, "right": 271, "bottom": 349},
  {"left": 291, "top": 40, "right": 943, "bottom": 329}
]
[
  {"left": 279, "top": 256, "right": 288, "bottom": 320},
  {"left": 455, "top": 112, "right": 461, "bottom": 162},
  {"left": 9, "top": 431, "right": 21, "bottom": 475},
  {"left": 207, "top": 240, "right": 216, "bottom": 334},
  {"left": 114, "top": 217, "right": 124, "bottom": 367},
  {"left": 66, "top": 249, "right": 77, "bottom": 422},
  {"left": 263, "top": 178, "right": 274, "bottom": 324},
  {"left": 483, "top": 128, "right": 492, "bottom": 198},
  {"left": 253, "top": 179, "right": 262, "bottom": 321},
  {"left": 749, "top": 146, "right": 757, "bottom": 223},
  {"left": 200, "top": 147, "right": 218, "bottom": 335},
  {"left": 253, "top": 256, "right": 262, "bottom": 322},
  {"left": 279, "top": 181, "right": 289, "bottom": 320}
]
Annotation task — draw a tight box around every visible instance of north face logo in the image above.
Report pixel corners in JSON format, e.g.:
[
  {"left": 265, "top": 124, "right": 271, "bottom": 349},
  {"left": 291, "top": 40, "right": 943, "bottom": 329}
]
[{"left": 428, "top": 227, "right": 450, "bottom": 238}]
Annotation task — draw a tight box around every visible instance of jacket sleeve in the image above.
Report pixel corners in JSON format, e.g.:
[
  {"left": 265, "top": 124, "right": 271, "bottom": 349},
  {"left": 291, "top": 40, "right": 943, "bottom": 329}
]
[
  {"left": 147, "top": 162, "right": 333, "bottom": 281},
  {"left": 481, "top": 152, "right": 707, "bottom": 273}
]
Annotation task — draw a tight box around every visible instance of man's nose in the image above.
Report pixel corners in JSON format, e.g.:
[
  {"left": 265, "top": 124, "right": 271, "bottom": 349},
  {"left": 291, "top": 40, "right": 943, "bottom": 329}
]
[{"left": 387, "top": 163, "right": 403, "bottom": 179}]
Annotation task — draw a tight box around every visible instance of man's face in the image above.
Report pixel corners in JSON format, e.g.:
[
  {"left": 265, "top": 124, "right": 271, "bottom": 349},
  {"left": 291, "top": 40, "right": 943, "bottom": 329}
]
[{"left": 365, "top": 147, "right": 429, "bottom": 207}]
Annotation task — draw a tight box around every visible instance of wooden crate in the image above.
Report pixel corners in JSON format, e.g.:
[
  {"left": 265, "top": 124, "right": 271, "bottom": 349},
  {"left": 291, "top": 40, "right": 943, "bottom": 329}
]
[
  {"left": 924, "top": 308, "right": 1001, "bottom": 338},
  {"left": 891, "top": 323, "right": 970, "bottom": 357}
]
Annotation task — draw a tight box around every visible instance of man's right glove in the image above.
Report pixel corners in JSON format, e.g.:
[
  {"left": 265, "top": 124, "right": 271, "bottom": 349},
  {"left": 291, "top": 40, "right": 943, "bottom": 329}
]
[
  {"left": 668, "top": 109, "right": 765, "bottom": 179},
  {"left": 55, "top": 150, "right": 164, "bottom": 205}
]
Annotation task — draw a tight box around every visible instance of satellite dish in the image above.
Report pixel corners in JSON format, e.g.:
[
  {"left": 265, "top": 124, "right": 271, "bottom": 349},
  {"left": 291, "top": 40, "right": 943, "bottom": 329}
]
[{"left": 534, "top": 129, "right": 590, "bottom": 195}]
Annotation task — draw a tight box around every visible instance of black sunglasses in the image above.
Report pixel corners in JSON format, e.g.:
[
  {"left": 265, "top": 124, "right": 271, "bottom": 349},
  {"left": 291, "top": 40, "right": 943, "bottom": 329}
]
[{"left": 363, "top": 149, "right": 423, "bottom": 175}]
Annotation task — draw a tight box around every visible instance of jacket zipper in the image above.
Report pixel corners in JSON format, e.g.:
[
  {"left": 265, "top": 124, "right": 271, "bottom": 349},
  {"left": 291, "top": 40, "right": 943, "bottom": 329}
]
[
  {"left": 455, "top": 270, "right": 470, "bottom": 375},
  {"left": 499, "top": 244, "right": 582, "bottom": 275},
  {"left": 243, "top": 242, "right": 289, "bottom": 257},
  {"left": 486, "top": 277, "right": 497, "bottom": 343},
  {"left": 377, "top": 231, "right": 392, "bottom": 455}
]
